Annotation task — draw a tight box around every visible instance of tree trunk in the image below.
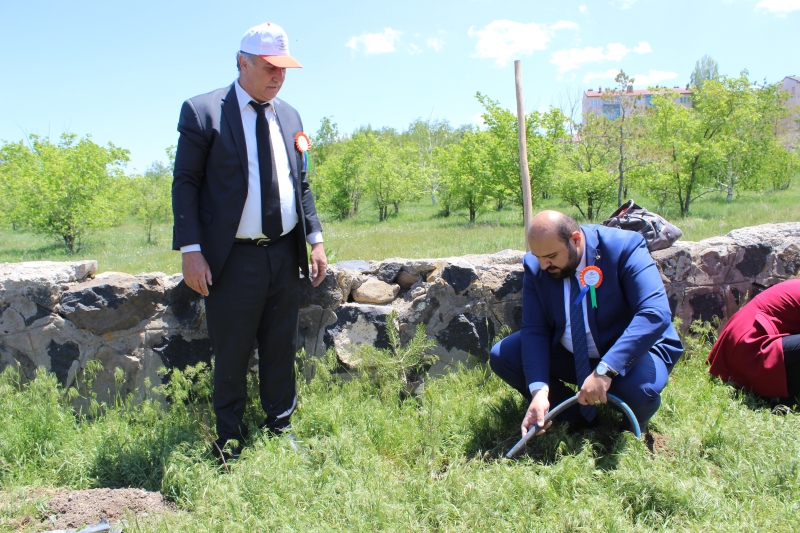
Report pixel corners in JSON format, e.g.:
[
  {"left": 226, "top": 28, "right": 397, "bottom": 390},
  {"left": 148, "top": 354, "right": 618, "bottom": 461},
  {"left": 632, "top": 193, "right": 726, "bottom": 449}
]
[
  {"left": 430, "top": 194, "right": 436, "bottom": 206},
  {"left": 469, "top": 204, "right": 476, "bottom": 223},
  {"left": 587, "top": 196, "right": 594, "bottom": 221},
  {"left": 63, "top": 233, "right": 75, "bottom": 254}
]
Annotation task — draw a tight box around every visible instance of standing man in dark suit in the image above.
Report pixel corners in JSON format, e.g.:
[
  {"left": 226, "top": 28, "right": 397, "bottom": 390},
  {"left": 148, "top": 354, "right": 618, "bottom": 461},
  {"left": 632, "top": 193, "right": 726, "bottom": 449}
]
[
  {"left": 172, "top": 22, "right": 327, "bottom": 459},
  {"left": 490, "top": 211, "right": 683, "bottom": 437}
]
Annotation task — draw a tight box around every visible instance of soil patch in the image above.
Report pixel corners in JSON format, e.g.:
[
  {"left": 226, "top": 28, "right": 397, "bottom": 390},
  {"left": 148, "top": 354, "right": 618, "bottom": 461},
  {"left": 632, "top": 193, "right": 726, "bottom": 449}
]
[
  {"left": 43, "top": 488, "right": 174, "bottom": 530},
  {"left": 644, "top": 431, "right": 672, "bottom": 456}
]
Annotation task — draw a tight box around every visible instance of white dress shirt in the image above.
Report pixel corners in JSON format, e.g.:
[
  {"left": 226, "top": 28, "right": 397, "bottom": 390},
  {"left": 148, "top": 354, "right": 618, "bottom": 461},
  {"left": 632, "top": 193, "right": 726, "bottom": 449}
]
[{"left": 180, "top": 81, "right": 322, "bottom": 253}]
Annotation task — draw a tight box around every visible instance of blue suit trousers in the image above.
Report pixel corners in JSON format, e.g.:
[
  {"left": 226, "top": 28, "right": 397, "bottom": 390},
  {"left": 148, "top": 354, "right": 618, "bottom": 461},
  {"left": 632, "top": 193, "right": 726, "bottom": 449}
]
[{"left": 490, "top": 331, "right": 672, "bottom": 429}]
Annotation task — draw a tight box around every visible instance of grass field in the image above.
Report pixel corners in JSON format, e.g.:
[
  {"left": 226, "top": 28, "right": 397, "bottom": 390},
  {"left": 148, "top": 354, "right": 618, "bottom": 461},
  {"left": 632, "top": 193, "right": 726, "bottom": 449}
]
[
  {"left": 1, "top": 187, "right": 799, "bottom": 531},
  {"left": 1, "top": 331, "right": 799, "bottom": 532},
  {"left": 1, "top": 186, "right": 798, "bottom": 275}
]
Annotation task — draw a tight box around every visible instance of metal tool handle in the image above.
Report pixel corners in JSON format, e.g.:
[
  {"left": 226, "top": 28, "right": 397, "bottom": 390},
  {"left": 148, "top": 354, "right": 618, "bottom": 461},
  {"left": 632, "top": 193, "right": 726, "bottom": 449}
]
[{"left": 505, "top": 393, "right": 641, "bottom": 459}]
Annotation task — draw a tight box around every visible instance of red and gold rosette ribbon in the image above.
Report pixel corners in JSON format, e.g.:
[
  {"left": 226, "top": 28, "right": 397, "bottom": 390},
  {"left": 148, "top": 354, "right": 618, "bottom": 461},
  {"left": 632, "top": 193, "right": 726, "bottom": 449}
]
[{"left": 580, "top": 266, "right": 603, "bottom": 308}]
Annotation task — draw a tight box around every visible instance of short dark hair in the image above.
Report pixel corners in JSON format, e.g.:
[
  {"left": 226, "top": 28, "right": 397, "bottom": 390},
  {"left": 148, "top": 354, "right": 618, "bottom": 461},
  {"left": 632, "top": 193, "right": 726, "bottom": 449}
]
[{"left": 555, "top": 215, "right": 580, "bottom": 245}]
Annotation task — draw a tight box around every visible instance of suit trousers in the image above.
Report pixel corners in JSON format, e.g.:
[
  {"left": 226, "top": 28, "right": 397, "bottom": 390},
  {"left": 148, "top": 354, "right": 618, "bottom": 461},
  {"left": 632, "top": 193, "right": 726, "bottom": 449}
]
[
  {"left": 489, "top": 331, "right": 672, "bottom": 429},
  {"left": 204, "top": 230, "right": 300, "bottom": 442}
]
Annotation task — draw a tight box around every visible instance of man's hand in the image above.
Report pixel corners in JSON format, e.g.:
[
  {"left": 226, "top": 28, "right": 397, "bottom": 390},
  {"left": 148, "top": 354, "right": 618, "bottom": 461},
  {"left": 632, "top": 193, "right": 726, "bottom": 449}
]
[
  {"left": 182, "top": 251, "right": 212, "bottom": 296},
  {"left": 577, "top": 371, "right": 611, "bottom": 406},
  {"left": 309, "top": 243, "right": 328, "bottom": 287},
  {"left": 521, "top": 388, "right": 552, "bottom": 437}
]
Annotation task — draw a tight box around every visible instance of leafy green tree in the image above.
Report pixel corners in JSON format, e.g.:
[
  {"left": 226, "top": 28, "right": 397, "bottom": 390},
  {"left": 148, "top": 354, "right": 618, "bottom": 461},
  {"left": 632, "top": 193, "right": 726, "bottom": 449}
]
[
  {"left": 0, "top": 134, "right": 129, "bottom": 252},
  {"left": 600, "top": 70, "right": 653, "bottom": 206},
  {"left": 310, "top": 117, "right": 340, "bottom": 176},
  {"left": 690, "top": 55, "right": 720, "bottom": 91},
  {"left": 476, "top": 93, "right": 567, "bottom": 210},
  {"left": 710, "top": 77, "right": 788, "bottom": 201},
  {"left": 403, "top": 118, "right": 465, "bottom": 206},
  {"left": 364, "top": 135, "right": 421, "bottom": 221},
  {"left": 558, "top": 113, "right": 617, "bottom": 220},
  {"left": 131, "top": 159, "right": 172, "bottom": 244},
  {"left": 440, "top": 130, "right": 492, "bottom": 223},
  {"left": 314, "top": 132, "right": 368, "bottom": 219}
]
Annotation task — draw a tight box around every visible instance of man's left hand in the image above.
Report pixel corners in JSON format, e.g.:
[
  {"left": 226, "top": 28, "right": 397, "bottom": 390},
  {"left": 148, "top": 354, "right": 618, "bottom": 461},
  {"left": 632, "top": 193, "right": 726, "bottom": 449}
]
[
  {"left": 310, "top": 243, "right": 328, "bottom": 287},
  {"left": 577, "top": 371, "right": 612, "bottom": 406}
]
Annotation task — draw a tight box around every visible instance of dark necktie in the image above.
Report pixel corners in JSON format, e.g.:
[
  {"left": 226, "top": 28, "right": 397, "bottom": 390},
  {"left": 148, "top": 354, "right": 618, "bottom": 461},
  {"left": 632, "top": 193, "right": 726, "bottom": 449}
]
[
  {"left": 570, "top": 275, "right": 597, "bottom": 422},
  {"left": 249, "top": 101, "right": 283, "bottom": 241}
]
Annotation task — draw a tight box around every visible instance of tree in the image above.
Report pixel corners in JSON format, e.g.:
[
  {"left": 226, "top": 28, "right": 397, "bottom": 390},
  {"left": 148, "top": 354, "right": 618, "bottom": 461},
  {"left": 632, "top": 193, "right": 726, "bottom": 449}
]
[
  {"left": 364, "top": 135, "right": 420, "bottom": 221},
  {"left": 441, "top": 130, "right": 492, "bottom": 223},
  {"left": 310, "top": 117, "right": 340, "bottom": 174},
  {"left": 690, "top": 55, "right": 720, "bottom": 91},
  {"left": 601, "top": 70, "right": 653, "bottom": 206},
  {"left": 313, "top": 132, "right": 368, "bottom": 219},
  {"left": 558, "top": 113, "right": 617, "bottom": 220},
  {"left": 476, "top": 93, "right": 568, "bottom": 210},
  {"left": 130, "top": 158, "right": 172, "bottom": 244},
  {"left": 403, "top": 118, "right": 465, "bottom": 206},
  {"left": 0, "top": 134, "right": 129, "bottom": 252},
  {"left": 710, "top": 78, "right": 788, "bottom": 201}
]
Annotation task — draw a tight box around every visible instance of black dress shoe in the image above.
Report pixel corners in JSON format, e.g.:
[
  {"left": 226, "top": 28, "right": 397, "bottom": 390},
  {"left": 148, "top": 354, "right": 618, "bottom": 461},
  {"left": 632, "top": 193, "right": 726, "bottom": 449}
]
[{"left": 210, "top": 438, "right": 242, "bottom": 463}]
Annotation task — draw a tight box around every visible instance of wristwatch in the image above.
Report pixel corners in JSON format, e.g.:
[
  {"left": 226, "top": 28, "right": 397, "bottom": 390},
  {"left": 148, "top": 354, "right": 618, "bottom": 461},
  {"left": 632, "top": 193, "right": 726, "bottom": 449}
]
[{"left": 595, "top": 361, "right": 619, "bottom": 378}]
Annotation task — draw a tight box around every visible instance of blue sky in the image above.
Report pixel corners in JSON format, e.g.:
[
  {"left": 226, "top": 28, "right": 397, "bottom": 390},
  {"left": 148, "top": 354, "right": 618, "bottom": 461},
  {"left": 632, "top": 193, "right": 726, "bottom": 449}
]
[{"left": 0, "top": 0, "right": 796, "bottom": 173}]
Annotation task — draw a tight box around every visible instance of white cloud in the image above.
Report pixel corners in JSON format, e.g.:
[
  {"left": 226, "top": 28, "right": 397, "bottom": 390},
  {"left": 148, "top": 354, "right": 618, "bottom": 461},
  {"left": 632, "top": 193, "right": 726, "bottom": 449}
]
[
  {"left": 468, "top": 19, "right": 578, "bottom": 67},
  {"left": 551, "top": 42, "right": 629, "bottom": 73},
  {"left": 427, "top": 37, "right": 445, "bottom": 52},
  {"left": 611, "top": 0, "right": 638, "bottom": 8},
  {"left": 583, "top": 69, "right": 622, "bottom": 84},
  {"left": 408, "top": 43, "right": 423, "bottom": 55},
  {"left": 550, "top": 20, "right": 580, "bottom": 30},
  {"left": 633, "top": 70, "right": 679, "bottom": 86},
  {"left": 551, "top": 41, "right": 652, "bottom": 73},
  {"left": 346, "top": 28, "right": 402, "bottom": 54},
  {"left": 579, "top": 5, "right": 589, "bottom": 13},
  {"left": 756, "top": 0, "right": 800, "bottom": 15},
  {"left": 583, "top": 69, "right": 678, "bottom": 86}
]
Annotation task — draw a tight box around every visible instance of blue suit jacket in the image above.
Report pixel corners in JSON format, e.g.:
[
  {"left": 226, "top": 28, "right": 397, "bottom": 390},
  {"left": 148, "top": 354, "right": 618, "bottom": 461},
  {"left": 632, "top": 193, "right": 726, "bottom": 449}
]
[
  {"left": 520, "top": 224, "right": 683, "bottom": 387},
  {"left": 171, "top": 83, "right": 322, "bottom": 280}
]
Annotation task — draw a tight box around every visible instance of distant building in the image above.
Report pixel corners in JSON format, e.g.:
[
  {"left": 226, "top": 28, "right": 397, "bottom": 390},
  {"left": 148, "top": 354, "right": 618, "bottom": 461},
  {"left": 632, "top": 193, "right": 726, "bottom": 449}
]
[
  {"left": 582, "top": 86, "right": 693, "bottom": 119},
  {"left": 780, "top": 75, "right": 800, "bottom": 107}
]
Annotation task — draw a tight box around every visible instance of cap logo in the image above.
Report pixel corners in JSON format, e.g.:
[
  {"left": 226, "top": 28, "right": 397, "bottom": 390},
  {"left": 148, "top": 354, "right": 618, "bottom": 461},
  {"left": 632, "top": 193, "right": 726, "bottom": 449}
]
[{"left": 275, "top": 35, "right": 287, "bottom": 50}]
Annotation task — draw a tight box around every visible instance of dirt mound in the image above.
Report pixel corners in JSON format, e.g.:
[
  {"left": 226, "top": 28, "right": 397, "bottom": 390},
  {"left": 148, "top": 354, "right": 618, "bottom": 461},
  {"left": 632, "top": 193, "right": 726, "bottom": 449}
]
[{"left": 44, "top": 488, "right": 173, "bottom": 530}]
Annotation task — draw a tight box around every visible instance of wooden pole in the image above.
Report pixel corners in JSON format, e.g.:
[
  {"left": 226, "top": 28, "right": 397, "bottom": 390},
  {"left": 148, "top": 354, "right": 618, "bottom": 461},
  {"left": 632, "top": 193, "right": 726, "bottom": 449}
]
[{"left": 514, "top": 60, "right": 534, "bottom": 252}]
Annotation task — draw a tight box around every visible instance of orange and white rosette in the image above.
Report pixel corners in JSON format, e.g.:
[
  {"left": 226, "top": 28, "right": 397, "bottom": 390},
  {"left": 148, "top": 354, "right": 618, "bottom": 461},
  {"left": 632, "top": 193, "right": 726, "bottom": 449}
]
[
  {"left": 578, "top": 265, "right": 603, "bottom": 308},
  {"left": 295, "top": 132, "right": 311, "bottom": 172}
]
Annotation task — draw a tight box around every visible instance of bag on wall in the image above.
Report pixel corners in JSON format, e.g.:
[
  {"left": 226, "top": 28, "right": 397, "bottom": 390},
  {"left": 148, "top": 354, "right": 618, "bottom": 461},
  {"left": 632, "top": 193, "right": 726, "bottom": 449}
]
[{"left": 602, "top": 200, "right": 682, "bottom": 252}]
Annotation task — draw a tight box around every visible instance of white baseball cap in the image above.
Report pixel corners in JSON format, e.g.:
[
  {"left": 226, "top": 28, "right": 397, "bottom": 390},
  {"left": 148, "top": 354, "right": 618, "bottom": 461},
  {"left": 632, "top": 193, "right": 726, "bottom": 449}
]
[{"left": 240, "top": 22, "right": 302, "bottom": 68}]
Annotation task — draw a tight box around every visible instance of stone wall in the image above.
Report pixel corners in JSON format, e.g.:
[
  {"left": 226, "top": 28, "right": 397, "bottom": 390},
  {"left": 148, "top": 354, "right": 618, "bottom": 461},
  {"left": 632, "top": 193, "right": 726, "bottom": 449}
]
[{"left": 1, "top": 222, "right": 798, "bottom": 400}]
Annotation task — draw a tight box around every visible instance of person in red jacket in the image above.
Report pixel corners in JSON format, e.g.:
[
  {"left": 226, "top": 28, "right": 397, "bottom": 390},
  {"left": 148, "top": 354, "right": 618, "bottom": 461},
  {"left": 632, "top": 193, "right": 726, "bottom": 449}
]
[{"left": 708, "top": 279, "right": 800, "bottom": 404}]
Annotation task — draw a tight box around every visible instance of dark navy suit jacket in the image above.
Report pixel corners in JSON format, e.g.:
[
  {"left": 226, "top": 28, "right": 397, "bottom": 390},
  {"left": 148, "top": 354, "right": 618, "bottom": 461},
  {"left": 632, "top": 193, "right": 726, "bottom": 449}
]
[
  {"left": 520, "top": 224, "right": 683, "bottom": 387},
  {"left": 171, "top": 83, "right": 322, "bottom": 280}
]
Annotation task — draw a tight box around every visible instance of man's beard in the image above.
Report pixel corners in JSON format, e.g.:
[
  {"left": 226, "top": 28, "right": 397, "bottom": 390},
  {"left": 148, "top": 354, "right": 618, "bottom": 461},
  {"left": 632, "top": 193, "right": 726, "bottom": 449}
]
[{"left": 547, "top": 243, "right": 580, "bottom": 280}]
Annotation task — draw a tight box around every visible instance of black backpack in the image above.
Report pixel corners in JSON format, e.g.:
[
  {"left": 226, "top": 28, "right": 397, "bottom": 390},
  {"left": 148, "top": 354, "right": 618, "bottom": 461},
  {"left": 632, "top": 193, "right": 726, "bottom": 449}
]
[{"left": 602, "top": 200, "right": 682, "bottom": 252}]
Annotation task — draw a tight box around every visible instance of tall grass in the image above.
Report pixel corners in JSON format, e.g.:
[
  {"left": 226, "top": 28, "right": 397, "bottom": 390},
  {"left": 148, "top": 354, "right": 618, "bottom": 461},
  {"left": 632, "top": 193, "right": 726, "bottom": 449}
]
[
  {"left": 1, "top": 186, "right": 797, "bottom": 274},
  {"left": 1, "top": 332, "right": 799, "bottom": 532}
]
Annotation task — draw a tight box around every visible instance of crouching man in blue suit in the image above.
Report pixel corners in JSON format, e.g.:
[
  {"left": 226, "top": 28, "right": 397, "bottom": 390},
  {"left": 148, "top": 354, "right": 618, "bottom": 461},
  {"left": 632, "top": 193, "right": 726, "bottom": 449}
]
[{"left": 490, "top": 210, "right": 683, "bottom": 437}]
